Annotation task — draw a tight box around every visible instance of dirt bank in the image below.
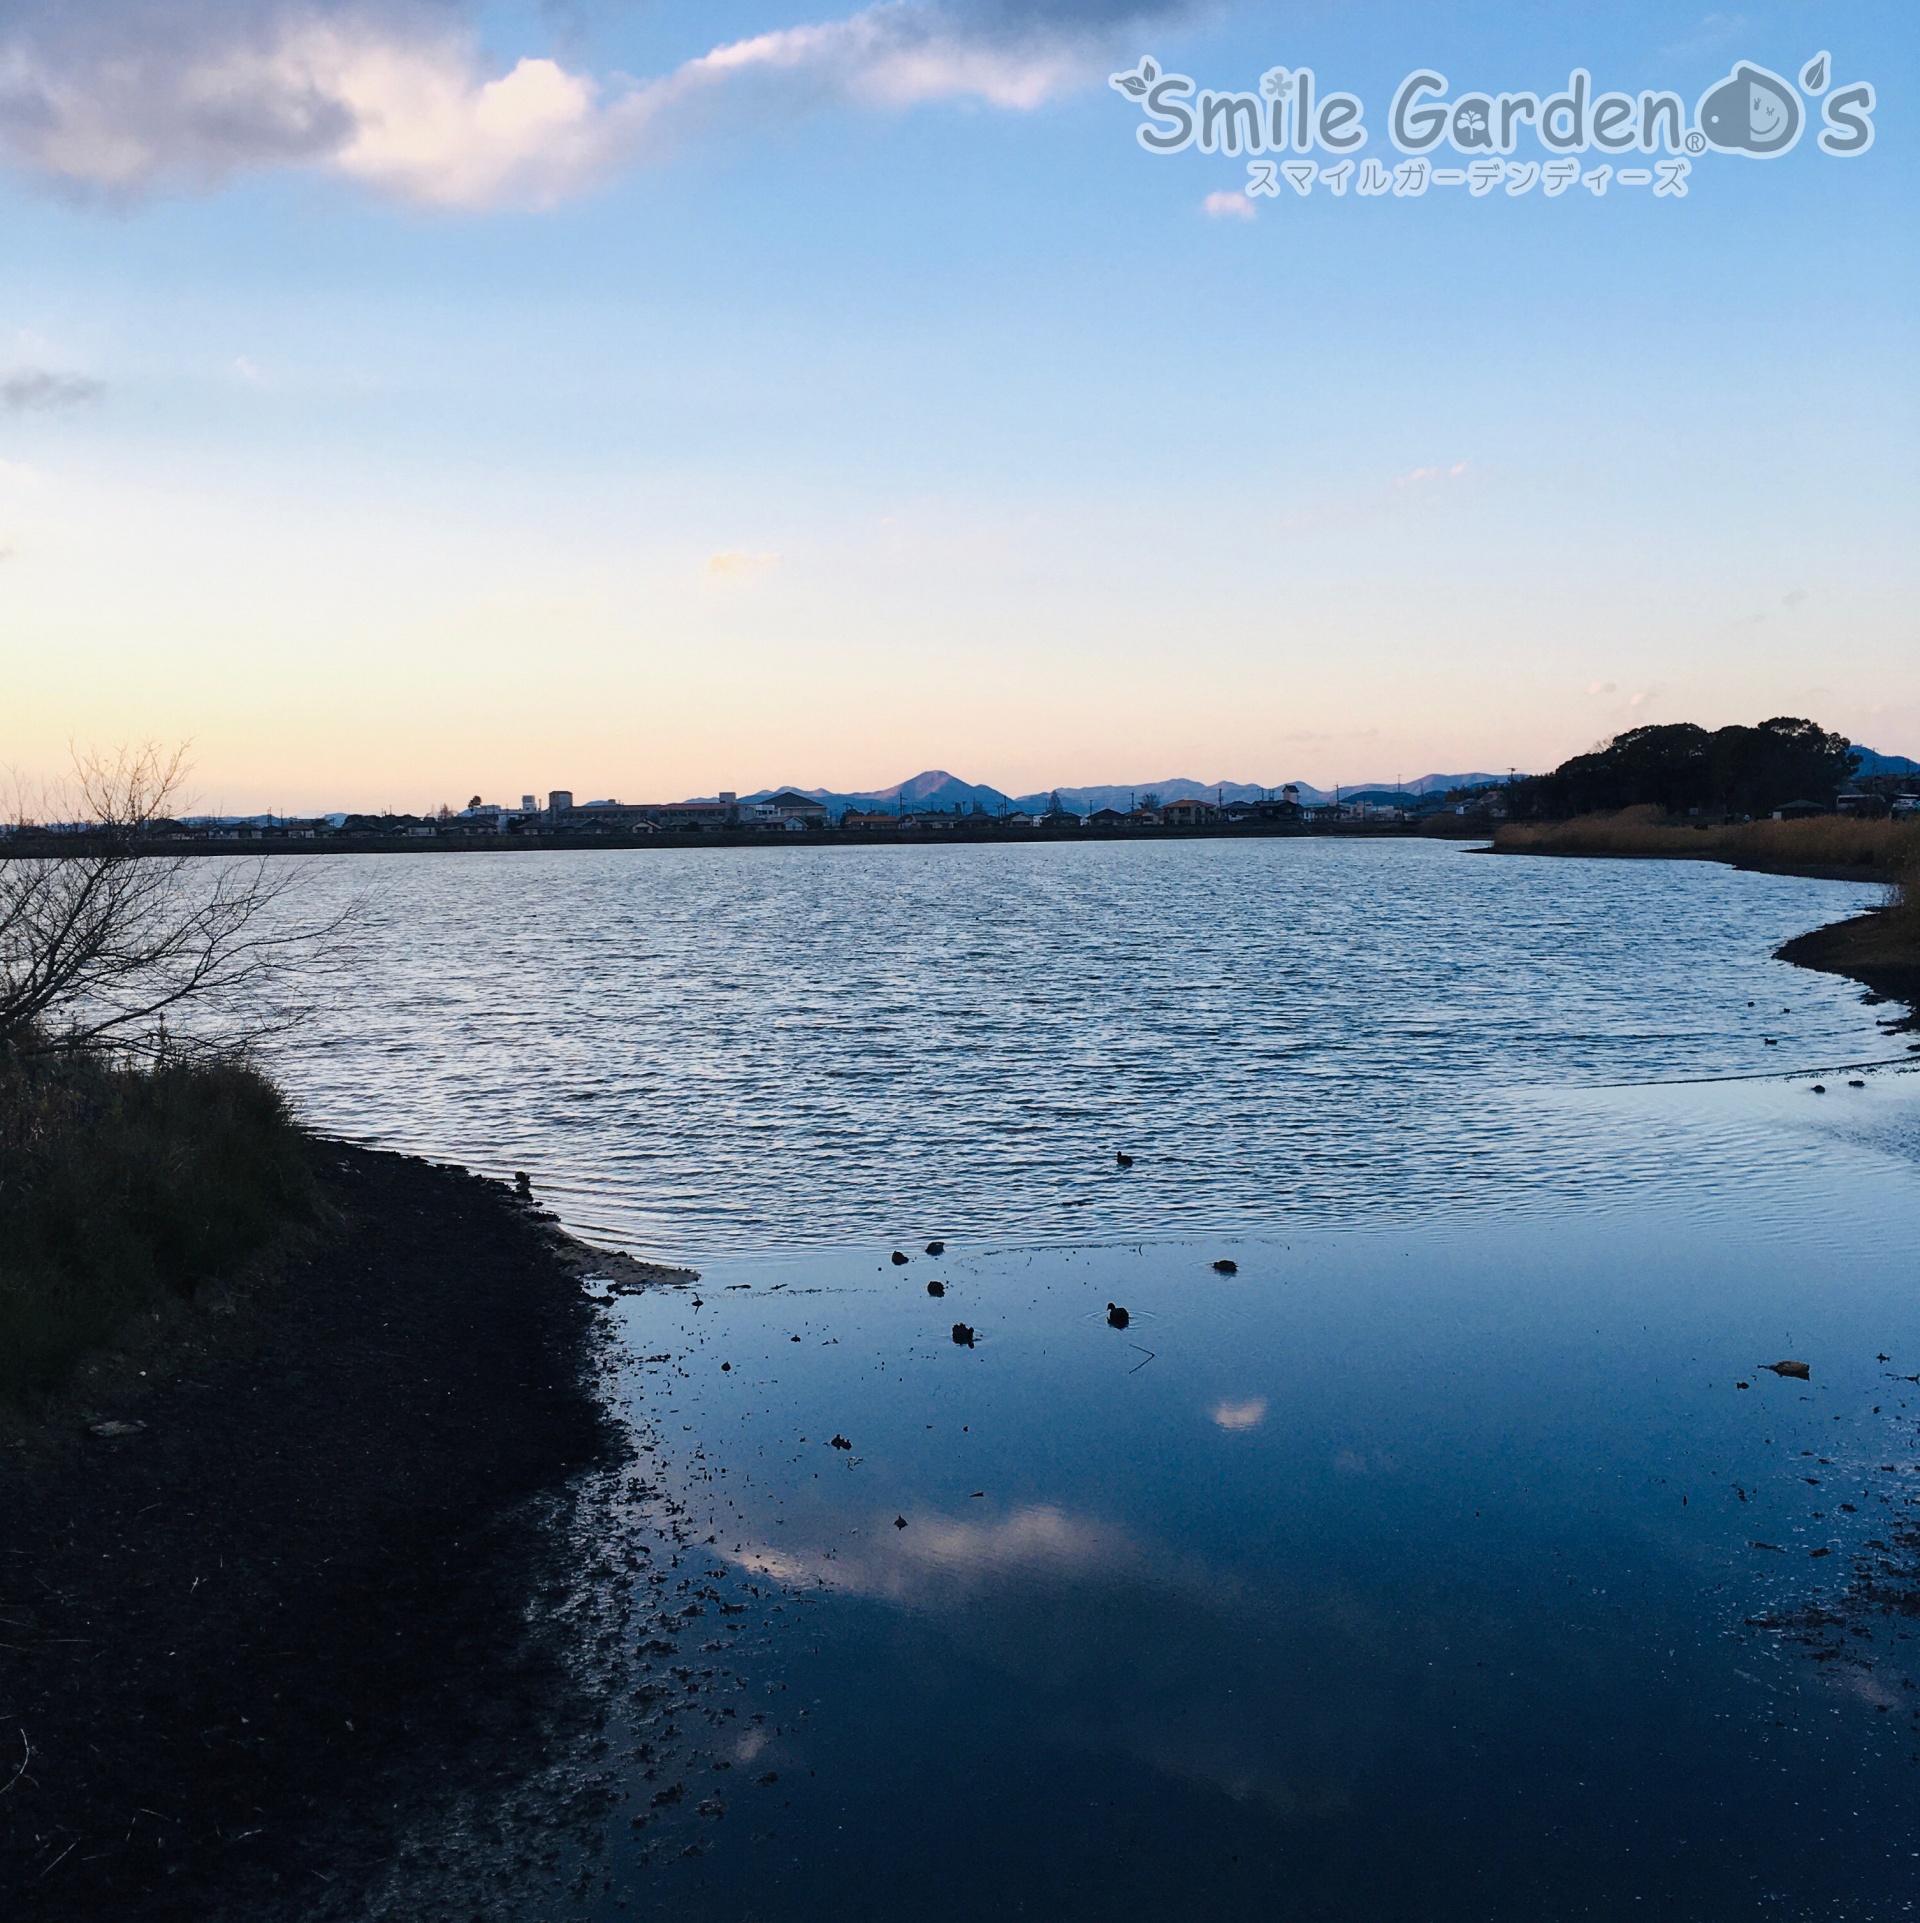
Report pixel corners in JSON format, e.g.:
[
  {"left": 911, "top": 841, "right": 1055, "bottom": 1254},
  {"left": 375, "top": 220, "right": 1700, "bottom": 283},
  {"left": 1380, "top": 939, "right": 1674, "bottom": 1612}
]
[
  {"left": 1777, "top": 908, "right": 1920, "bottom": 1031},
  {"left": 0, "top": 1143, "right": 689, "bottom": 1921}
]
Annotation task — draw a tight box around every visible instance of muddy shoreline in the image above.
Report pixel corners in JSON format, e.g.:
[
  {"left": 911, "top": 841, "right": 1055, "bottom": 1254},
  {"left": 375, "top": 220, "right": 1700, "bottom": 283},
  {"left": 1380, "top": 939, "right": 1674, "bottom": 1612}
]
[
  {"left": 0, "top": 1144, "right": 690, "bottom": 1921},
  {"left": 1776, "top": 908, "right": 1920, "bottom": 1029}
]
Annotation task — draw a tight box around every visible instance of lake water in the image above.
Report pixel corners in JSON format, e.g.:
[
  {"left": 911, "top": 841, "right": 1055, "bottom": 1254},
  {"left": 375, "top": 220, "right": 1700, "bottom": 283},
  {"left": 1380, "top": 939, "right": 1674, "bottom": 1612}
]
[{"left": 273, "top": 840, "right": 1920, "bottom": 1919}]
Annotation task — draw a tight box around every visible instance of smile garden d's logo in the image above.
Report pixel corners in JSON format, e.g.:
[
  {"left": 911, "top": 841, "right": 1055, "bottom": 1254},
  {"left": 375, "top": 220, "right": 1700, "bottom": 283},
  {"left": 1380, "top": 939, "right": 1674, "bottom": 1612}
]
[{"left": 1110, "top": 51, "right": 1874, "bottom": 200}]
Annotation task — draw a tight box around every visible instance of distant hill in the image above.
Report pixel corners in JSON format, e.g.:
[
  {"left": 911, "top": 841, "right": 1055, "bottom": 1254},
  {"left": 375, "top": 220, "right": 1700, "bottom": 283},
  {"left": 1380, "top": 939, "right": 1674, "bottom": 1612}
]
[{"left": 1853, "top": 747, "right": 1919, "bottom": 779}]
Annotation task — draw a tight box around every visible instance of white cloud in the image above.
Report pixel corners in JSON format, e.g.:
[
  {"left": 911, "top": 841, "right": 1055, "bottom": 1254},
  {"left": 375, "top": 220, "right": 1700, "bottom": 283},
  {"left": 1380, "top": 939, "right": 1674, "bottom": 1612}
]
[
  {"left": 1586, "top": 679, "right": 1616, "bottom": 696},
  {"left": 1210, "top": 1396, "right": 1266, "bottom": 1430},
  {"left": 0, "top": 1, "right": 1181, "bottom": 209},
  {"left": 1201, "top": 189, "right": 1254, "bottom": 220}
]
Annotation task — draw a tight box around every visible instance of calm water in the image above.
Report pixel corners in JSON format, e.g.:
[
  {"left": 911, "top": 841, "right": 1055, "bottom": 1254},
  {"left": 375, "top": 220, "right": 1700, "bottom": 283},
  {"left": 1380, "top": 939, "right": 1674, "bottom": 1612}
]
[{"left": 268, "top": 840, "right": 1920, "bottom": 1919}]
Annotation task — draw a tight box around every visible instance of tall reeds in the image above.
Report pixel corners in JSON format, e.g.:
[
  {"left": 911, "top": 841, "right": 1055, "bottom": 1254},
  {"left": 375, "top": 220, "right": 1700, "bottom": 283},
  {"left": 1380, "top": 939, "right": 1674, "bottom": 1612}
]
[{"left": 1494, "top": 810, "right": 1920, "bottom": 875}]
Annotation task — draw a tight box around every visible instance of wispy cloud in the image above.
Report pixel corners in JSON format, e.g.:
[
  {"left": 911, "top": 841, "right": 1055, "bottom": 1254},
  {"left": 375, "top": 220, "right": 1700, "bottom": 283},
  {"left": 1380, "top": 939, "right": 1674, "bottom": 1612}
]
[
  {"left": 1659, "top": 11, "right": 1749, "bottom": 62},
  {"left": 1394, "top": 459, "right": 1468, "bottom": 489},
  {"left": 1, "top": 367, "right": 105, "bottom": 411},
  {"left": 0, "top": 1, "right": 1190, "bottom": 209},
  {"left": 707, "top": 549, "right": 781, "bottom": 581},
  {"left": 1202, "top": 189, "right": 1254, "bottom": 220}
]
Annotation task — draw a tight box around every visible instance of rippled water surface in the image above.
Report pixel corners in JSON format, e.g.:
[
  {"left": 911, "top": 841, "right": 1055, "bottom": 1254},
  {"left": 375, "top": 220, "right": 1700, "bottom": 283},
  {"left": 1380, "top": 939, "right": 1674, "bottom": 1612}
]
[
  {"left": 278, "top": 838, "right": 1900, "bottom": 1255},
  {"left": 267, "top": 840, "right": 1920, "bottom": 1919}
]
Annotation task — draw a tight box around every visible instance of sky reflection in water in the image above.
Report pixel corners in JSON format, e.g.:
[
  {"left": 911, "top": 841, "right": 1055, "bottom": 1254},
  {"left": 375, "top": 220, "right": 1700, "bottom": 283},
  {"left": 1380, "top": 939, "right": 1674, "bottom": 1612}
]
[
  {"left": 593, "top": 1087, "right": 1920, "bottom": 1919},
  {"left": 265, "top": 843, "right": 1920, "bottom": 1914}
]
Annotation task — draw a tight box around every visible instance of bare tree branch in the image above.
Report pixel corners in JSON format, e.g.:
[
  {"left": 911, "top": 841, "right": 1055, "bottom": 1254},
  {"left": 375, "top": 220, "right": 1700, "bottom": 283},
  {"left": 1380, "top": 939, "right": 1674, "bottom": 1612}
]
[{"left": 1, "top": 745, "right": 354, "bottom": 1055}]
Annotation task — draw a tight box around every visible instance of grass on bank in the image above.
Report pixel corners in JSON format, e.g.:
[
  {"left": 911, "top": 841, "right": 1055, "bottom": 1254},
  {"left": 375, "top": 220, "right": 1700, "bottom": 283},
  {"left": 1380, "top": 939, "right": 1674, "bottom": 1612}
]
[
  {"left": 1493, "top": 807, "right": 1920, "bottom": 876},
  {"left": 0, "top": 1045, "right": 315, "bottom": 1402}
]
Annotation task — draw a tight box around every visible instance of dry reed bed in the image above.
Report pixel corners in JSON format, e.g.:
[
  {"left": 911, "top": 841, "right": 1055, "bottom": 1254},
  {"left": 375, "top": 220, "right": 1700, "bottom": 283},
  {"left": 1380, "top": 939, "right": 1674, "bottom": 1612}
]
[{"left": 1496, "top": 808, "right": 1920, "bottom": 879}]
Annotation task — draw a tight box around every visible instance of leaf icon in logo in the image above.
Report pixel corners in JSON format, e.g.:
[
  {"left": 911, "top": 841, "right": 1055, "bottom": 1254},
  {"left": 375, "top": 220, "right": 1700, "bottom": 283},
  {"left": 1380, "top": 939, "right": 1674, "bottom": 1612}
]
[
  {"left": 1112, "top": 72, "right": 1148, "bottom": 96},
  {"left": 1800, "top": 51, "right": 1829, "bottom": 94}
]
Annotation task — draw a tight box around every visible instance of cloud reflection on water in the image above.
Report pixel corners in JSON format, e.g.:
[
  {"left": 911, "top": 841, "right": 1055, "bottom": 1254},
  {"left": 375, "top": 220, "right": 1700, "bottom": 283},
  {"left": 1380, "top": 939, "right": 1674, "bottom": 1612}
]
[{"left": 732, "top": 1500, "right": 1414, "bottom": 1815}]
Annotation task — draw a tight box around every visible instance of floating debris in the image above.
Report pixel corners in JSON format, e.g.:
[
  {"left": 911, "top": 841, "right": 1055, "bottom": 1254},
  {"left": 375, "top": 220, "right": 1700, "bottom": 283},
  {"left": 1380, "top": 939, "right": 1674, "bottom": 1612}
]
[
  {"left": 1212, "top": 1259, "right": 1238, "bottom": 1275},
  {"left": 891, "top": 1250, "right": 910, "bottom": 1265},
  {"left": 893, "top": 1515, "right": 908, "bottom": 1530},
  {"left": 830, "top": 1434, "right": 852, "bottom": 1450},
  {"left": 721, "top": 1362, "right": 731, "bottom": 1372},
  {"left": 927, "top": 1279, "right": 946, "bottom": 1297},
  {"left": 1811, "top": 1084, "right": 1827, "bottom": 1094},
  {"left": 87, "top": 1419, "right": 145, "bottom": 1439},
  {"left": 1761, "top": 1360, "right": 1811, "bottom": 1380},
  {"left": 926, "top": 1240, "right": 945, "bottom": 1256},
  {"left": 1106, "top": 1302, "right": 1130, "bottom": 1329},
  {"left": 952, "top": 1323, "right": 975, "bottom": 1347}
]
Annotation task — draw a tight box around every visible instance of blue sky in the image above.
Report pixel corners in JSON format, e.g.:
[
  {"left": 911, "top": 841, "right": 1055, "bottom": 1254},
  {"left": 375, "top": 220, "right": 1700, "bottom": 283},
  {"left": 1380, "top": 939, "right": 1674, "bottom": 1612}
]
[{"left": 0, "top": 1, "right": 1912, "bottom": 811}]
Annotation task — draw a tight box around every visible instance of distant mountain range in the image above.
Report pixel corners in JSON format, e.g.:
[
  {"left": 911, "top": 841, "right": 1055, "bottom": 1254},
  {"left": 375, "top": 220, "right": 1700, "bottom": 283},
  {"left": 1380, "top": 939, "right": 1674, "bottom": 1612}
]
[
  {"left": 707, "top": 769, "right": 1516, "bottom": 818},
  {"left": 704, "top": 765, "right": 1515, "bottom": 819},
  {"left": 698, "top": 747, "right": 1917, "bottom": 818}
]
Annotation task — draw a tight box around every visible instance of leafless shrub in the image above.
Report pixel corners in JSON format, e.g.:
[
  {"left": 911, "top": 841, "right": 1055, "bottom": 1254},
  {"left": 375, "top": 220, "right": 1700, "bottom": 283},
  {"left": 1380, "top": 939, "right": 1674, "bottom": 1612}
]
[{"left": 1, "top": 744, "right": 351, "bottom": 1055}]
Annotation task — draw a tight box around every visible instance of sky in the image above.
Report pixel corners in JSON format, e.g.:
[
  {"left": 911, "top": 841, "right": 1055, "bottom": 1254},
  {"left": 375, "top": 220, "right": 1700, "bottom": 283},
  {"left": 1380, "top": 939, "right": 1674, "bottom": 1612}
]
[{"left": 0, "top": 0, "right": 1913, "bottom": 813}]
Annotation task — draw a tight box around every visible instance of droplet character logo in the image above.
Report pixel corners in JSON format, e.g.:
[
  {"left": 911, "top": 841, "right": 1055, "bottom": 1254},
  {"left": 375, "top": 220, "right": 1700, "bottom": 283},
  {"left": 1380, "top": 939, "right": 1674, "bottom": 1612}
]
[{"left": 1695, "top": 62, "right": 1801, "bottom": 156}]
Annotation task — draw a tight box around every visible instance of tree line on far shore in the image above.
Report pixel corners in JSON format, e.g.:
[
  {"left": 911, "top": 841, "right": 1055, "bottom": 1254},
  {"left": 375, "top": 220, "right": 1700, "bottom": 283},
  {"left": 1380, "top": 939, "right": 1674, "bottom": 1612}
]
[{"left": 1506, "top": 718, "right": 1867, "bottom": 821}]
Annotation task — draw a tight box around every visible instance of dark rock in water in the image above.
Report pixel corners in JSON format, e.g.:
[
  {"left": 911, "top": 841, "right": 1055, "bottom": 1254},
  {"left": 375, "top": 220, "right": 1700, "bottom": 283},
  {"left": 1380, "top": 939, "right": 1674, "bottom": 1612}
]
[
  {"left": 926, "top": 1240, "right": 945, "bottom": 1256},
  {"left": 1106, "top": 1302, "right": 1130, "bottom": 1329},
  {"left": 1212, "top": 1259, "right": 1238, "bottom": 1275},
  {"left": 891, "top": 1250, "right": 910, "bottom": 1265},
  {"left": 758, "top": 1771, "right": 779, "bottom": 1786},
  {"left": 1811, "top": 1084, "right": 1827, "bottom": 1094},
  {"left": 513, "top": 1170, "right": 532, "bottom": 1198},
  {"left": 720, "top": 1362, "right": 730, "bottom": 1371},
  {"left": 927, "top": 1279, "right": 946, "bottom": 1297},
  {"left": 1115, "top": 1152, "right": 1133, "bottom": 1168},
  {"left": 951, "top": 1323, "right": 975, "bottom": 1347},
  {"left": 830, "top": 1434, "right": 852, "bottom": 1450},
  {"left": 893, "top": 1515, "right": 908, "bottom": 1530},
  {"left": 1849, "top": 1080, "right": 1865, "bottom": 1089},
  {"left": 652, "top": 1782, "right": 685, "bottom": 1807},
  {"left": 1762, "top": 1360, "right": 1811, "bottom": 1380}
]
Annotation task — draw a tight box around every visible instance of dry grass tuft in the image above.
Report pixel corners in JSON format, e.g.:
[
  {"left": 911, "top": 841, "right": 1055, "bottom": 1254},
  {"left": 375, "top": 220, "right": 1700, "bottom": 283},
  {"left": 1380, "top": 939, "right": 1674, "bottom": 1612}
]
[{"left": 0, "top": 1046, "right": 315, "bottom": 1400}]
